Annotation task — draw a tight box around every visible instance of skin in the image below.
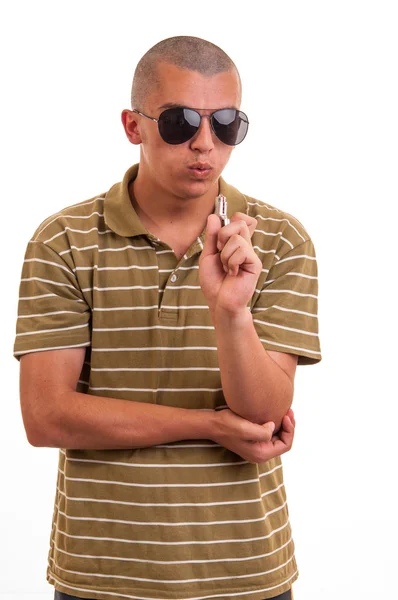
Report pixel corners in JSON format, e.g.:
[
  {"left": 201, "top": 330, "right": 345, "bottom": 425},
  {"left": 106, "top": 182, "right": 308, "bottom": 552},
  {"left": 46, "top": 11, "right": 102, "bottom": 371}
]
[{"left": 120, "top": 59, "right": 296, "bottom": 454}]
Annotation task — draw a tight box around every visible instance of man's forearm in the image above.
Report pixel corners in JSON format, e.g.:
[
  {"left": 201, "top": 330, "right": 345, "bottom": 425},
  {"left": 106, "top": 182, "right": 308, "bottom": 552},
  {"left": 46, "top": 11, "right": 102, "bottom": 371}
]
[
  {"left": 29, "top": 391, "right": 215, "bottom": 449},
  {"left": 212, "top": 307, "right": 294, "bottom": 429}
]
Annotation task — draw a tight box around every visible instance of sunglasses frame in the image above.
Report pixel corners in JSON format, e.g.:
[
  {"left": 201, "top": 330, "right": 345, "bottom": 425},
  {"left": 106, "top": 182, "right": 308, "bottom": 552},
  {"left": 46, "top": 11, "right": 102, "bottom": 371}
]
[{"left": 132, "top": 106, "right": 249, "bottom": 146}]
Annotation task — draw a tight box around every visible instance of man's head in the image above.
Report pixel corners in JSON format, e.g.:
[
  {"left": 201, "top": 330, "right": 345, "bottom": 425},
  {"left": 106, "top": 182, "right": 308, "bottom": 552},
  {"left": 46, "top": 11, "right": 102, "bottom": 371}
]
[
  {"left": 121, "top": 36, "right": 246, "bottom": 201},
  {"left": 130, "top": 36, "right": 241, "bottom": 110}
]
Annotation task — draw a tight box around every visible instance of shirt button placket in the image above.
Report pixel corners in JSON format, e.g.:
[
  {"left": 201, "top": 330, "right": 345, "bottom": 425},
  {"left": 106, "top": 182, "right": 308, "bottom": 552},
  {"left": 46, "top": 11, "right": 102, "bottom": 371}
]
[{"left": 159, "top": 268, "right": 179, "bottom": 321}]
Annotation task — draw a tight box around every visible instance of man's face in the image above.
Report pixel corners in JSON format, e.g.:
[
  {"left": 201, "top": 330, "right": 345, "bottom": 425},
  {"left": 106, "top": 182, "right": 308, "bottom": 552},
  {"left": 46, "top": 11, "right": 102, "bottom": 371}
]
[{"left": 130, "top": 62, "right": 242, "bottom": 200}]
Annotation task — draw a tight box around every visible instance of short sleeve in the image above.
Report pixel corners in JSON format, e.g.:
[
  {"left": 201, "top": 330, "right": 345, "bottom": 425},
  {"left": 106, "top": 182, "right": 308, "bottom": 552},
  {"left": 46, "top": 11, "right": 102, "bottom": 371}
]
[
  {"left": 13, "top": 240, "right": 91, "bottom": 359},
  {"left": 252, "top": 238, "right": 321, "bottom": 365}
]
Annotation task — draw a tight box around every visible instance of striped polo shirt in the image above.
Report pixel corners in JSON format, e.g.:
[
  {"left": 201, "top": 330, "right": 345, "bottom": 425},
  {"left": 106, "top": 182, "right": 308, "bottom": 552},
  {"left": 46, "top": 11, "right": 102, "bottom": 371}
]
[{"left": 14, "top": 163, "right": 321, "bottom": 600}]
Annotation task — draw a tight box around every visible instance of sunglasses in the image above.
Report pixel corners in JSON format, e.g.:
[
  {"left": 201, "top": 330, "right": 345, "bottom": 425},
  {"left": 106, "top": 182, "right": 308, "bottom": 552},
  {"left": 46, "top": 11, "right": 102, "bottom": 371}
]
[{"left": 132, "top": 106, "right": 249, "bottom": 146}]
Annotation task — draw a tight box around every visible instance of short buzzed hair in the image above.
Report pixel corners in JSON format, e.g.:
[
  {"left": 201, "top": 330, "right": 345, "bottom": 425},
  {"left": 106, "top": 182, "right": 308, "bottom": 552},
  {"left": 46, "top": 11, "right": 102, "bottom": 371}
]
[{"left": 131, "top": 36, "right": 240, "bottom": 109}]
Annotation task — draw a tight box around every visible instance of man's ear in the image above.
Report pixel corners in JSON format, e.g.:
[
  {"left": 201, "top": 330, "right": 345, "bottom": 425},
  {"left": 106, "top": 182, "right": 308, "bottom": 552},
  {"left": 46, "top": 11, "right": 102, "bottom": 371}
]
[{"left": 121, "top": 110, "right": 142, "bottom": 145}]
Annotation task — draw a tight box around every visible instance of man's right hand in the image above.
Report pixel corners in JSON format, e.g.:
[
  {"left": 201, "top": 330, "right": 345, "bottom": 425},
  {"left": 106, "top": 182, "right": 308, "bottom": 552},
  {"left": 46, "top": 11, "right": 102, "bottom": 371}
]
[{"left": 210, "top": 407, "right": 296, "bottom": 464}]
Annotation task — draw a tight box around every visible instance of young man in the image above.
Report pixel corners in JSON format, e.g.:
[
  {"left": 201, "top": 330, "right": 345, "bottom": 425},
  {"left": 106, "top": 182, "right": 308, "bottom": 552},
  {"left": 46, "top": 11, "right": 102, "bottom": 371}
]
[{"left": 14, "top": 37, "right": 321, "bottom": 600}]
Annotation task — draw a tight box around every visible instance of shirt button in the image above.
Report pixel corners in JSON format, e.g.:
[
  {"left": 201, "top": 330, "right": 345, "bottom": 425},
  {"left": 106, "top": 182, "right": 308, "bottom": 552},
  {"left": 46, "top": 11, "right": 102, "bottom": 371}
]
[{"left": 170, "top": 273, "right": 178, "bottom": 283}]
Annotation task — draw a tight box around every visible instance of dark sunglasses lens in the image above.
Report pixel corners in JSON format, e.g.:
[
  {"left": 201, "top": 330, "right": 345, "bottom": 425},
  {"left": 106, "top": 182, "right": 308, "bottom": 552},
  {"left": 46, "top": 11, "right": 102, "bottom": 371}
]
[
  {"left": 158, "top": 108, "right": 200, "bottom": 144},
  {"left": 212, "top": 109, "right": 249, "bottom": 145}
]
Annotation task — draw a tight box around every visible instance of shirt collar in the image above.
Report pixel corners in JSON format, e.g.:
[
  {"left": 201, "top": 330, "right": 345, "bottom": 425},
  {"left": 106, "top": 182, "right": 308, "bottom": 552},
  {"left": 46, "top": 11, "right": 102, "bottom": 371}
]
[
  {"left": 104, "top": 164, "right": 146, "bottom": 238},
  {"left": 104, "top": 163, "right": 248, "bottom": 238}
]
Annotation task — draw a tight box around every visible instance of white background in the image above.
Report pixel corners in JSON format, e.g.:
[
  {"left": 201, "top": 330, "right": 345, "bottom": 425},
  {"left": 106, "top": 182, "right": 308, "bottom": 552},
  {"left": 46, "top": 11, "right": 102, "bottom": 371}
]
[{"left": 1, "top": 1, "right": 397, "bottom": 599}]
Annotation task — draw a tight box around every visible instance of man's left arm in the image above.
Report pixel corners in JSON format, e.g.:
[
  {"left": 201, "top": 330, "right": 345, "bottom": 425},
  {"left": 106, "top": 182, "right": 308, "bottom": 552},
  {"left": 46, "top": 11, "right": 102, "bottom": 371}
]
[
  {"left": 211, "top": 305, "right": 297, "bottom": 429},
  {"left": 199, "top": 212, "right": 321, "bottom": 430}
]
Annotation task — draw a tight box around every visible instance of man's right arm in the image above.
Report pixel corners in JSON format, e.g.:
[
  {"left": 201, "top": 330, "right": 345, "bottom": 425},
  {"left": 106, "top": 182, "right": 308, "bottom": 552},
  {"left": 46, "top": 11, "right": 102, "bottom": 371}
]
[
  {"left": 20, "top": 347, "right": 294, "bottom": 463},
  {"left": 20, "top": 348, "right": 218, "bottom": 449}
]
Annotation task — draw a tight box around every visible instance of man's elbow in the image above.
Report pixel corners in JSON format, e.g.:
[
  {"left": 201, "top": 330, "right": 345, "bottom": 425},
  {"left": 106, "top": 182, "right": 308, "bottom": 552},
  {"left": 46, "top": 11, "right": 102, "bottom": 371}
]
[
  {"left": 20, "top": 392, "right": 60, "bottom": 448},
  {"left": 252, "top": 382, "right": 294, "bottom": 431},
  {"left": 22, "top": 415, "right": 55, "bottom": 448}
]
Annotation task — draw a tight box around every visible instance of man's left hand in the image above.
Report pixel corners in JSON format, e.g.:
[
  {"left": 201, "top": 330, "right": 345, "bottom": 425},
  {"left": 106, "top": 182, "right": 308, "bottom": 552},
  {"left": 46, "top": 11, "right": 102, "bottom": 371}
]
[{"left": 199, "top": 212, "right": 262, "bottom": 315}]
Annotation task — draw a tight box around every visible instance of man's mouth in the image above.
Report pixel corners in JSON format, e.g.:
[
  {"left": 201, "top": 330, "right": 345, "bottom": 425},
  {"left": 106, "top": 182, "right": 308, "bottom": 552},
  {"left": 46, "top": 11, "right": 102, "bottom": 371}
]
[{"left": 188, "top": 163, "right": 212, "bottom": 177}]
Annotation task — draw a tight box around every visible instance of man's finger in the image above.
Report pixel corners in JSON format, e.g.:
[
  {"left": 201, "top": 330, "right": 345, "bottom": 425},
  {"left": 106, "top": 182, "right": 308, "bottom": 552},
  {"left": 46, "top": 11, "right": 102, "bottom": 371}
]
[
  {"left": 285, "top": 408, "right": 296, "bottom": 427},
  {"left": 230, "top": 212, "right": 258, "bottom": 237},
  {"left": 277, "top": 418, "right": 295, "bottom": 448},
  {"left": 282, "top": 414, "right": 294, "bottom": 432}
]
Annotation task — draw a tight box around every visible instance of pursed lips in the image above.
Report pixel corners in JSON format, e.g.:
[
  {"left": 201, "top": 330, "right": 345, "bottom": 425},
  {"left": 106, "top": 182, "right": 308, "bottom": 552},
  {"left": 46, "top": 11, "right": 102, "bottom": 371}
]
[{"left": 188, "top": 163, "right": 212, "bottom": 171}]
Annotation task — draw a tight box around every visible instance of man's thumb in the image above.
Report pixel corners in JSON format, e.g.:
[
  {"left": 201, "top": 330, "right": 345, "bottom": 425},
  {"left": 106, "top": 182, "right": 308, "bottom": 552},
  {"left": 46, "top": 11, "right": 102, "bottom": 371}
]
[{"left": 201, "top": 214, "right": 222, "bottom": 259}]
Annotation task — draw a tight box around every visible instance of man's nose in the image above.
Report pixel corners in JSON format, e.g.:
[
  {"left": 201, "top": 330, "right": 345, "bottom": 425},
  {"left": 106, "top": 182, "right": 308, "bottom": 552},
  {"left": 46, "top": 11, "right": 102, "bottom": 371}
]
[{"left": 189, "top": 116, "right": 215, "bottom": 152}]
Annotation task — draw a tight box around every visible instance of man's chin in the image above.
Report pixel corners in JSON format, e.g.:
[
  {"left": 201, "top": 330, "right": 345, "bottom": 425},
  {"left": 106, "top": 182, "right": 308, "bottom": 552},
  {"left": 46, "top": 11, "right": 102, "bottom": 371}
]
[{"left": 178, "top": 177, "right": 218, "bottom": 200}]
